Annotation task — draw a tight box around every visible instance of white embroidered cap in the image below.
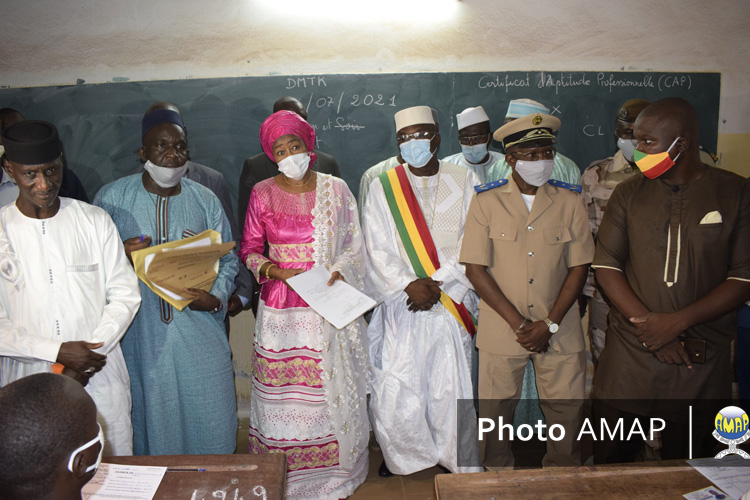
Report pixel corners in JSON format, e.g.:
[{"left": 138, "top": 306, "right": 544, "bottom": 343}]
[
  {"left": 456, "top": 106, "right": 490, "bottom": 130},
  {"left": 394, "top": 106, "right": 435, "bottom": 132}
]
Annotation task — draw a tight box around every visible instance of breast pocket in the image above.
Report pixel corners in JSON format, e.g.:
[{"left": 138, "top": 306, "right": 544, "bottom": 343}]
[
  {"left": 489, "top": 225, "right": 517, "bottom": 242},
  {"left": 66, "top": 264, "right": 101, "bottom": 290},
  {"left": 544, "top": 227, "right": 572, "bottom": 245}
]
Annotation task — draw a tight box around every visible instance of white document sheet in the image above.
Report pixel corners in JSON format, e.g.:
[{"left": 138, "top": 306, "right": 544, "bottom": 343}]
[
  {"left": 82, "top": 463, "right": 167, "bottom": 500},
  {"left": 688, "top": 456, "right": 750, "bottom": 500},
  {"left": 286, "top": 266, "right": 376, "bottom": 329}
]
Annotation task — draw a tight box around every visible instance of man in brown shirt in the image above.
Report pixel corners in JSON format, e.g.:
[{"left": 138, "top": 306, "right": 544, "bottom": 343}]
[{"left": 592, "top": 97, "right": 750, "bottom": 462}]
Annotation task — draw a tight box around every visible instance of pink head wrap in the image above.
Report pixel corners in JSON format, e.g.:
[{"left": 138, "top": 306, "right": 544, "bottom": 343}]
[{"left": 259, "top": 110, "right": 317, "bottom": 167}]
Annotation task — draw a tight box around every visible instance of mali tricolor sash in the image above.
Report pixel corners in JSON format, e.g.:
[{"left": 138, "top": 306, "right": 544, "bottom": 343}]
[{"left": 379, "top": 164, "right": 476, "bottom": 336}]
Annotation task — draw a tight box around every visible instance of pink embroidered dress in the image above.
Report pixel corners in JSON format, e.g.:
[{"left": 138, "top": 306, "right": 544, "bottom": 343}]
[{"left": 239, "top": 172, "right": 369, "bottom": 500}]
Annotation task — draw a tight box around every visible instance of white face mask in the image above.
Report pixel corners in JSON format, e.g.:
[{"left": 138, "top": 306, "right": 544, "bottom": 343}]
[
  {"left": 277, "top": 152, "right": 310, "bottom": 181},
  {"left": 514, "top": 159, "right": 555, "bottom": 187},
  {"left": 143, "top": 160, "right": 188, "bottom": 188},
  {"left": 617, "top": 137, "right": 639, "bottom": 162},
  {"left": 67, "top": 423, "right": 104, "bottom": 474}
]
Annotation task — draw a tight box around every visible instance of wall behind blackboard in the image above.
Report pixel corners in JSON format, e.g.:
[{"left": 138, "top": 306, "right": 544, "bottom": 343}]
[{"left": 0, "top": 71, "right": 719, "bottom": 210}]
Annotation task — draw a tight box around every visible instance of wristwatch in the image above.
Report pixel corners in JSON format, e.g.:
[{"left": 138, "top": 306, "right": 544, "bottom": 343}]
[
  {"left": 210, "top": 297, "right": 223, "bottom": 314},
  {"left": 543, "top": 317, "right": 559, "bottom": 334}
]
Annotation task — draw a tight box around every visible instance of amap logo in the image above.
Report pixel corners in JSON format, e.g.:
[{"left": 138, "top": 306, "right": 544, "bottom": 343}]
[{"left": 713, "top": 406, "right": 749, "bottom": 459}]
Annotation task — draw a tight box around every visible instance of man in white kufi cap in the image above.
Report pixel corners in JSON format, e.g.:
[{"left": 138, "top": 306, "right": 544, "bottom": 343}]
[
  {"left": 363, "top": 105, "right": 482, "bottom": 476},
  {"left": 357, "top": 108, "right": 440, "bottom": 219},
  {"left": 442, "top": 106, "right": 504, "bottom": 184},
  {"left": 488, "top": 98, "right": 582, "bottom": 185}
]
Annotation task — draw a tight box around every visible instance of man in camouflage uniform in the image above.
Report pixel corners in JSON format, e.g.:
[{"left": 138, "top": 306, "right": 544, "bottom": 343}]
[{"left": 581, "top": 99, "right": 649, "bottom": 360}]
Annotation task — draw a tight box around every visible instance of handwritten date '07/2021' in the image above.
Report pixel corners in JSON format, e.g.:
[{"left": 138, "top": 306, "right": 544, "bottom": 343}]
[
  {"left": 190, "top": 485, "right": 267, "bottom": 500},
  {"left": 306, "top": 92, "right": 396, "bottom": 115}
]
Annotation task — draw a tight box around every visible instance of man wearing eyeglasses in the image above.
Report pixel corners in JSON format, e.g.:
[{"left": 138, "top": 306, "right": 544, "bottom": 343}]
[
  {"left": 441, "top": 106, "right": 504, "bottom": 184},
  {"left": 363, "top": 105, "right": 482, "bottom": 476},
  {"left": 460, "top": 112, "right": 594, "bottom": 469}
]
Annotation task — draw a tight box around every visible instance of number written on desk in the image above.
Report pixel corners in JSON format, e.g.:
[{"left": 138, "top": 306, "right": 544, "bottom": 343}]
[{"left": 190, "top": 486, "right": 266, "bottom": 500}]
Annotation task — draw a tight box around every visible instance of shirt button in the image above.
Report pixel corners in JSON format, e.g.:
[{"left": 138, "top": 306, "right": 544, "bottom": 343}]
[
  {"left": 501, "top": 233, "right": 505, "bottom": 237},
  {"left": 529, "top": 278, "right": 534, "bottom": 284},
  {"left": 528, "top": 252, "right": 534, "bottom": 257},
  {"left": 527, "top": 226, "right": 534, "bottom": 231},
  {"left": 528, "top": 304, "right": 534, "bottom": 308}
]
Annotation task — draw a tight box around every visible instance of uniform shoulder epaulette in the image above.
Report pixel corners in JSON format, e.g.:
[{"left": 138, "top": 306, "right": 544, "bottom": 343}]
[
  {"left": 548, "top": 178, "right": 582, "bottom": 193},
  {"left": 474, "top": 179, "right": 508, "bottom": 193}
]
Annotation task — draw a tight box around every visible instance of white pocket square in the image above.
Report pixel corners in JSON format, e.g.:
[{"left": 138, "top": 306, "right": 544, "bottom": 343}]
[{"left": 700, "top": 211, "right": 722, "bottom": 224}]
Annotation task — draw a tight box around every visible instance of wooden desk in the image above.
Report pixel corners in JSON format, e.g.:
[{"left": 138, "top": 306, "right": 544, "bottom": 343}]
[
  {"left": 435, "top": 462, "right": 716, "bottom": 500},
  {"left": 106, "top": 453, "right": 286, "bottom": 500}
]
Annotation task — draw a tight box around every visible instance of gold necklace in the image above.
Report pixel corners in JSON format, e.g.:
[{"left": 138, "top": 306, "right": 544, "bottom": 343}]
[{"left": 282, "top": 171, "right": 313, "bottom": 188}]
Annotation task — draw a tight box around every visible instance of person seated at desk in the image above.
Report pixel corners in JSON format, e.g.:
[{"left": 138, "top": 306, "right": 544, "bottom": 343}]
[
  {"left": 239, "top": 110, "right": 369, "bottom": 499},
  {"left": 0, "top": 373, "right": 104, "bottom": 500}
]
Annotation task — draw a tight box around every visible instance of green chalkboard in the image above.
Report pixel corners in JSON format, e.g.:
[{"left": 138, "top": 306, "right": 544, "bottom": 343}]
[{"left": 0, "top": 71, "right": 720, "bottom": 207}]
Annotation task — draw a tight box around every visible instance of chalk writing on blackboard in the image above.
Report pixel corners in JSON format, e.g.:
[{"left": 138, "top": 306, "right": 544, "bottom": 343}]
[
  {"left": 596, "top": 73, "right": 656, "bottom": 93},
  {"left": 536, "top": 72, "right": 592, "bottom": 95},
  {"left": 657, "top": 74, "right": 692, "bottom": 91},
  {"left": 305, "top": 92, "right": 397, "bottom": 115},
  {"left": 477, "top": 74, "right": 532, "bottom": 92},
  {"left": 285, "top": 76, "right": 328, "bottom": 89}
]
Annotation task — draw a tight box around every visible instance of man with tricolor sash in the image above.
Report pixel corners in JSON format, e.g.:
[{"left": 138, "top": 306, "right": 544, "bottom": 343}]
[
  {"left": 362, "top": 105, "right": 483, "bottom": 476},
  {"left": 461, "top": 112, "right": 594, "bottom": 468}
]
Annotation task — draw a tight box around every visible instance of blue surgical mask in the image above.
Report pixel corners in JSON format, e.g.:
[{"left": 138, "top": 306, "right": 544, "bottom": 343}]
[
  {"left": 461, "top": 143, "right": 489, "bottom": 164},
  {"left": 399, "top": 138, "right": 434, "bottom": 168},
  {"left": 67, "top": 423, "right": 104, "bottom": 474}
]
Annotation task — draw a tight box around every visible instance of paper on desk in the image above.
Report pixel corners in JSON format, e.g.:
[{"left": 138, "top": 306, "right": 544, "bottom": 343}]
[
  {"left": 286, "top": 266, "right": 376, "bottom": 329},
  {"left": 82, "top": 463, "right": 166, "bottom": 500},
  {"left": 131, "top": 229, "right": 235, "bottom": 311},
  {"left": 688, "top": 456, "right": 750, "bottom": 500}
]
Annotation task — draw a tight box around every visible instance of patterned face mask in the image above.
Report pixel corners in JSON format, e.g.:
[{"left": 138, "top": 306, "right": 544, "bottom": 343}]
[{"left": 633, "top": 137, "right": 681, "bottom": 179}]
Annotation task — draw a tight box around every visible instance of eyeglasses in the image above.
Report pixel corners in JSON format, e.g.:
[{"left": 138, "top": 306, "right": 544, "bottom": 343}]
[
  {"left": 396, "top": 131, "right": 435, "bottom": 143},
  {"left": 510, "top": 147, "right": 557, "bottom": 161},
  {"left": 458, "top": 133, "right": 490, "bottom": 146}
]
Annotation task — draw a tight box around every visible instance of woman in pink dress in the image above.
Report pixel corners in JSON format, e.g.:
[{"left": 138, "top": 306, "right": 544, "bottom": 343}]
[{"left": 239, "top": 110, "right": 369, "bottom": 499}]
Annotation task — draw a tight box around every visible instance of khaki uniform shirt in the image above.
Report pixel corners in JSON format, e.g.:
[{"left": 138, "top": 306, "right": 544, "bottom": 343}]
[
  {"left": 581, "top": 150, "right": 638, "bottom": 297},
  {"left": 592, "top": 167, "right": 750, "bottom": 403},
  {"left": 460, "top": 179, "right": 595, "bottom": 356}
]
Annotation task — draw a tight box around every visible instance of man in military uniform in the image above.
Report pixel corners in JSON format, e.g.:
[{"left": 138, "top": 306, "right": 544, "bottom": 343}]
[
  {"left": 460, "top": 112, "right": 594, "bottom": 468},
  {"left": 581, "top": 99, "right": 650, "bottom": 360}
]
